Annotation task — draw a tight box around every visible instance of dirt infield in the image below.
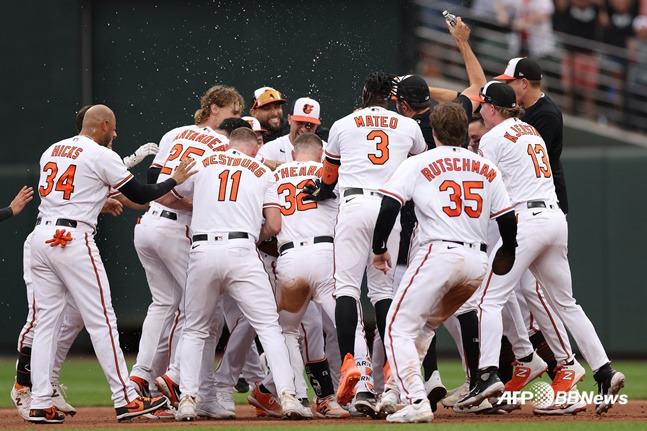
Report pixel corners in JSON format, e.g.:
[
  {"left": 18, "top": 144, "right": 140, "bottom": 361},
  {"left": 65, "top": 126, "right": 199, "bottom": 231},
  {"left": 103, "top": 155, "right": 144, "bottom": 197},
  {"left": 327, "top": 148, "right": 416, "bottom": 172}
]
[{"left": 1, "top": 401, "right": 646, "bottom": 428}]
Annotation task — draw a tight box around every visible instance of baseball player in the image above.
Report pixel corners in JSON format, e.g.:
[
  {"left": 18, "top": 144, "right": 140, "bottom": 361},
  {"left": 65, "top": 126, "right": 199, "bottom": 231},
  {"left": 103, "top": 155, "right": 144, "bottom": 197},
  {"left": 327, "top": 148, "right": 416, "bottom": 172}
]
[
  {"left": 305, "top": 71, "right": 427, "bottom": 414},
  {"left": 371, "top": 101, "right": 516, "bottom": 422},
  {"left": 456, "top": 82, "right": 625, "bottom": 415},
  {"left": 249, "top": 86, "right": 289, "bottom": 143},
  {"left": 129, "top": 85, "right": 242, "bottom": 403},
  {"left": 164, "top": 127, "right": 310, "bottom": 421},
  {"left": 242, "top": 115, "right": 266, "bottom": 147},
  {"left": 28, "top": 105, "right": 195, "bottom": 423},
  {"left": 0, "top": 186, "right": 33, "bottom": 222}
]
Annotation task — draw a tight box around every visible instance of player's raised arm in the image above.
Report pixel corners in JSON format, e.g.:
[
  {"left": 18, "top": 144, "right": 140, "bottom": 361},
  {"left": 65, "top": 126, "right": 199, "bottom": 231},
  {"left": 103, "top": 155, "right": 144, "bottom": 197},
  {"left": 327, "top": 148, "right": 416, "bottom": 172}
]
[{"left": 117, "top": 158, "right": 197, "bottom": 205}]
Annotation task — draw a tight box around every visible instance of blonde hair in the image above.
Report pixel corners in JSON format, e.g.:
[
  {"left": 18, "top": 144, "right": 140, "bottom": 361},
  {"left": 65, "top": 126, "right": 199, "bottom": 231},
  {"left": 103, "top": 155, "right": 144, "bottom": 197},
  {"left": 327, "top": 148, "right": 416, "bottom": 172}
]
[{"left": 193, "top": 85, "right": 244, "bottom": 125}]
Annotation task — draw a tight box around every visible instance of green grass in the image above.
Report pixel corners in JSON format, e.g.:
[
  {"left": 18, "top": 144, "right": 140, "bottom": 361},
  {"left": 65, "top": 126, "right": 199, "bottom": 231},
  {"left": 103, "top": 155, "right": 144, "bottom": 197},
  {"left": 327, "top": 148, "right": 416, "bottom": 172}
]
[{"left": 1, "top": 357, "right": 646, "bottom": 408}]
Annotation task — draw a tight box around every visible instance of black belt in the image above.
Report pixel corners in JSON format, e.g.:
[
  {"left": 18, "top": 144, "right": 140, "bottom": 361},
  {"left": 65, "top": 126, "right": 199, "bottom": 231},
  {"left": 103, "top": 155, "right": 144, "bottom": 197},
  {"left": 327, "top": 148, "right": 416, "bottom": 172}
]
[
  {"left": 35, "top": 218, "right": 78, "bottom": 228},
  {"left": 279, "top": 236, "right": 334, "bottom": 254},
  {"left": 192, "top": 232, "right": 249, "bottom": 242},
  {"left": 527, "top": 201, "right": 546, "bottom": 209},
  {"left": 442, "top": 240, "right": 487, "bottom": 253},
  {"left": 344, "top": 188, "right": 378, "bottom": 197},
  {"left": 149, "top": 209, "right": 177, "bottom": 220}
]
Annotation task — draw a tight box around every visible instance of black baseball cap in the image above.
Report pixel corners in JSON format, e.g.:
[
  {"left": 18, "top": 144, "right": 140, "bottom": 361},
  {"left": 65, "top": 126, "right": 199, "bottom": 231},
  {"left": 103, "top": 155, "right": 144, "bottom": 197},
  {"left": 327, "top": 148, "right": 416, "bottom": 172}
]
[
  {"left": 393, "top": 75, "right": 431, "bottom": 104},
  {"left": 469, "top": 81, "right": 517, "bottom": 108},
  {"left": 495, "top": 57, "right": 543, "bottom": 81}
]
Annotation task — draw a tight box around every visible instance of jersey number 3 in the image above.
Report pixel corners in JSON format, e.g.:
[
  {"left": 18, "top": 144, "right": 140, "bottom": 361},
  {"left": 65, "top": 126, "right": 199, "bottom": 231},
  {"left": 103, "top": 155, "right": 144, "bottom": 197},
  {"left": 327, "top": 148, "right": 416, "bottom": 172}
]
[
  {"left": 367, "top": 131, "right": 389, "bottom": 165},
  {"left": 39, "top": 162, "right": 77, "bottom": 200},
  {"left": 440, "top": 180, "right": 483, "bottom": 218}
]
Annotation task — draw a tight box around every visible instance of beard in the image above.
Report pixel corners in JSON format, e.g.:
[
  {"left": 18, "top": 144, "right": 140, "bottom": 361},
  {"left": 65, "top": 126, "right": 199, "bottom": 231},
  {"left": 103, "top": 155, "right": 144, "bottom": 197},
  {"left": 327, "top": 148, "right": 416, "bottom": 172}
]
[{"left": 263, "top": 116, "right": 284, "bottom": 133}]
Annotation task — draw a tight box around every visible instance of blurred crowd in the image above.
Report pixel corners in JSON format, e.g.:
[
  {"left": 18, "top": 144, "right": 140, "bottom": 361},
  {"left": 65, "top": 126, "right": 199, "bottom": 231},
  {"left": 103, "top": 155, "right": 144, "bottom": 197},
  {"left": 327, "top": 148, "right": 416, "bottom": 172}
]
[{"left": 425, "top": 0, "right": 647, "bottom": 132}]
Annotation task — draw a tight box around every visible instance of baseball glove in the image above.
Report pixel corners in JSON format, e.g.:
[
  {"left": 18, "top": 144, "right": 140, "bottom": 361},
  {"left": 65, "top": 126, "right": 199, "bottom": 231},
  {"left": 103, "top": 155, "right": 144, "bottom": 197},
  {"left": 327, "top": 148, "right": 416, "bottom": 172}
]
[
  {"left": 278, "top": 278, "right": 311, "bottom": 313},
  {"left": 491, "top": 246, "right": 515, "bottom": 275}
]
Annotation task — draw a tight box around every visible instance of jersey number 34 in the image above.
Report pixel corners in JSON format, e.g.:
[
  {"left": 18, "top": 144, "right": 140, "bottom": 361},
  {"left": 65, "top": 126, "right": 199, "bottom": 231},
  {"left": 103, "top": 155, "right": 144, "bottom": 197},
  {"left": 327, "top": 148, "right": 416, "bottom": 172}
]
[{"left": 39, "top": 162, "right": 76, "bottom": 200}]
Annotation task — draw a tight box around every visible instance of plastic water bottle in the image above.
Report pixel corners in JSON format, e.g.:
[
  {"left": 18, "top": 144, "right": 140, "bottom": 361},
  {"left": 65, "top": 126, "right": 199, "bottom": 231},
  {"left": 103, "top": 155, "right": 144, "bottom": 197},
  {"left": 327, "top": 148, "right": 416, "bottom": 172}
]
[{"left": 443, "top": 10, "right": 457, "bottom": 27}]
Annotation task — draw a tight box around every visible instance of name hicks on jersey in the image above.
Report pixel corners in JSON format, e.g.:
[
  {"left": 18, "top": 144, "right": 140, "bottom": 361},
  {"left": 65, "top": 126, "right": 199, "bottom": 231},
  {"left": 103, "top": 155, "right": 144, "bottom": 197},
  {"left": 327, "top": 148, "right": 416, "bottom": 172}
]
[
  {"left": 50, "top": 144, "right": 83, "bottom": 159},
  {"left": 421, "top": 157, "right": 497, "bottom": 183}
]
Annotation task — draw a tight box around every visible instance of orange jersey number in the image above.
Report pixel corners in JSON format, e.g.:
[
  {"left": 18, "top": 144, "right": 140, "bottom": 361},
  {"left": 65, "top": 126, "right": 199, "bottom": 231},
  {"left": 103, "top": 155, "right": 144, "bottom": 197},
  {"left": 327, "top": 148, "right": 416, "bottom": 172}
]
[
  {"left": 217, "top": 169, "right": 242, "bottom": 202},
  {"left": 527, "top": 144, "right": 551, "bottom": 178},
  {"left": 160, "top": 144, "right": 206, "bottom": 175},
  {"left": 277, "top": 179, "right": 318, "bottom": 216},
  {"left": 39, "top": 162, "right": 77, "bottom": 200},
  {"left": 367, "top": 130, "right": 389, "bottom": 165},
  {"left": 440, "top": 180, "right": 483, "bottom": 218}
]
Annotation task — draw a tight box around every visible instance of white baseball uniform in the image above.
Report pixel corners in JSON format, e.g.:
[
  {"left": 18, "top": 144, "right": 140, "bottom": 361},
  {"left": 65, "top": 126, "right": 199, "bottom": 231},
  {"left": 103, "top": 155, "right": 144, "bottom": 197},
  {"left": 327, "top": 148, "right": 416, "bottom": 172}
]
[
  {"left": 175, "top": 148, "right": 297, "bottom": 398},
  {"left": 381, "top": 145, "right": 513, "bottom": 403},
  {"left": 130, "top": 125, "right": 228, "bottom": 388},
  {"left": 326, "top": 106, "right": 427, "bottom": 304},
  {"left": 476, "top": 117, "right": 610, "bottom": 371},
  {"left": 30, "top": 135, "right": 140, "bottom": 409}
]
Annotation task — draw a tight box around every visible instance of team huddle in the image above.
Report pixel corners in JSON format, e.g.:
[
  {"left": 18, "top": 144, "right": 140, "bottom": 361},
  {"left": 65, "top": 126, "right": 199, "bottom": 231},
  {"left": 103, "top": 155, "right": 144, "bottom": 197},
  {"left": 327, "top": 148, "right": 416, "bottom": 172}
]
[{"left": 10, "top": 17, "right": 625, "bottom": 424}]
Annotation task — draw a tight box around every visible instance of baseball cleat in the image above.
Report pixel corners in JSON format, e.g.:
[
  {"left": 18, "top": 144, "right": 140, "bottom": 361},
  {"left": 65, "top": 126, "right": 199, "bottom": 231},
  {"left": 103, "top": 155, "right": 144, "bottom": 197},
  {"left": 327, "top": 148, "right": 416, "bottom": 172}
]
[
  {"left": 234, "top": 376, "right": 250, "bottom": 393},
  {"left": 442, "top": 380, "right": 469, "bottom": 408},
  {"left": 248, "top": 383, "right": 282, "bottom": 418},
  {"left": 215, "top": 390, "right": 235, "bottom": 412},
  {"left": 279, "top": 392, "right": 312, "bottom": 420},
  {"left": 336, "top": 353, "right": 361, "bottom": 406},
  {"left": 115, "top": 395, "right": 168, "bottom": 422},
  {"left": 377, "top": 389, "right": 400, "bottom": 418},
  {"left": 155, "top": 374, "right": 181, "bottom": 408},
  {"left": 11, "top": 383, "right": 31, "bottom": 420},
  {"left": 504, "top": 352, "right": 547, "bottom": 392},
  {"left": 456, "top": 367, "right": 504, "bottom": 408},
  {"left": 315, "top": 395, "right": 350, "bottom": 418},
  {"left": 387, "top": 399, "right": 433, "bottom": 423},
  {"left": 551, "top": 359, "right": 586, "bottom": 394},
  {"left": 129, "top": 376, "right": 151, "bottom": 398},
  {"left": 534, "top": 393, "right": 587, "bottom": 416},
  {"left": 354, "top": 391, "right": 379, "bottom": 419},
  {"left": 196, "top": 399, "right": 236, "bottom": 419},
  {"left": 255, "top": 406, "right": 268, "bottom": 417},
  {"left": 594, "top": 367, "right": 625, "bottom": 415},
  {"left": 175, "top": 395, "right": 197, "bottom": 421},
  {"left": 453, "top": 399, "right": 493, "bottom": 414},
  {"left": 424, "top": 370, "right": 447, "bottom": 412},
  {"left": 28, "top": 406, "right": 66, "bottom": 424},
  {"left": 51, "top": 383, "right": 76, "bottom": 416},
  {"left": 142, "top": 406, "right": 176, "bottom": 419}
]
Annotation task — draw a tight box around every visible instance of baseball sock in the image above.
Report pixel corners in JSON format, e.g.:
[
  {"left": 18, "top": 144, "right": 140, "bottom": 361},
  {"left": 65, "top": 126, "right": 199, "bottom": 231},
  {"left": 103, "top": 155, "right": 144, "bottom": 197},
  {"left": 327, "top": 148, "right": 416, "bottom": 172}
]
[
  {"left": 498, "top": 336, "right": 515, "bottom": 385},
  {"left": 335, "top": 296, "right": 357, "bottom": 358},
  {"left": 305, "top": 359, "right": 335, "bottom": 398},
  {"left": 457, "top": 311, "right": 480, "bottom": 388},
  {"left": 374, "top": 298, "right": 392, "bottom": 351},
  {"left": 16, "top": 347, "right": 31, "bottom": 387},
  {"left": 530, "top": 331, "right": 557, "bottom": 380},
  {"left": 421, "top": 337, "right": 438, "bottom": 380}
]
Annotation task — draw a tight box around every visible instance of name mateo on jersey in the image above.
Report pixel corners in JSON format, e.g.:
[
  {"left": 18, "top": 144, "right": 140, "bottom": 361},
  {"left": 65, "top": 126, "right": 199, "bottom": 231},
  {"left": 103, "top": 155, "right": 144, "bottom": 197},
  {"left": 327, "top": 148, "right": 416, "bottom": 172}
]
[
  {"left": 354, "top": 115, "right": 399, "bottom": 129},
  {"left": 173, "top": 128, "right": 224, "bottom": 150},
  {"left": 503, "top": 124, "right": 541, "bottom": 143},
  {"left": 273, "top": 165, "right": 322, "bottom": 181},
  {"left": 202, "top": 153, "right": 266, "bottom": 177},
  {"left": 421, "top": 157, "right": 497, "bottom": 183},
  {"left": 50, "top": 144, "right": 83, "bottom": 159}
]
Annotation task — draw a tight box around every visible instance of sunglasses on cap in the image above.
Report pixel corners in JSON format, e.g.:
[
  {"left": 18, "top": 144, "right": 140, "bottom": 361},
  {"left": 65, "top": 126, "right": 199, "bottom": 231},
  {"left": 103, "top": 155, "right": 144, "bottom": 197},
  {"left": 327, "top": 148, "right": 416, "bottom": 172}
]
[{"left": 253, "top": 89, "right": 286, "bottom": 109}]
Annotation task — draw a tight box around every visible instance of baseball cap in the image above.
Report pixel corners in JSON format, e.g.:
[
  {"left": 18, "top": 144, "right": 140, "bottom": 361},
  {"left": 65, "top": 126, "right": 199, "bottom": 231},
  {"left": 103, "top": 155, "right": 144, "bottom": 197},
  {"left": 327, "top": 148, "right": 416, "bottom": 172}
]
[
  {"left": 251, "top": 86, "right": 287, "bottom": 109},
  {"left": 393, "top": 75, "right": 431, "bottom": 103},
  {"left": 289, "top": 97, "right": 321, "bottom": 125},
  {"left": 494, "top": 57, "right": 543, "bottom": 81},
  {"left": 242, "top": 116, "right": 266, "bottom": 132},
  {"left": 469, "top": 81, "right": 517, "bottom": 108}
]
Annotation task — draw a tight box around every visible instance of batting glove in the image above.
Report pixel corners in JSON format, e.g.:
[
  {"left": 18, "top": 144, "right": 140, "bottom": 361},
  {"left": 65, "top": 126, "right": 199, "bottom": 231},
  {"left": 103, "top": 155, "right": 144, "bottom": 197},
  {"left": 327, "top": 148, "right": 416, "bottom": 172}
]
[
  {"left": 123, "top": 142, "right": 159, "bottom": 168},
  {"left": 302, "top": 179, "right": 336, "bottom": 201}
]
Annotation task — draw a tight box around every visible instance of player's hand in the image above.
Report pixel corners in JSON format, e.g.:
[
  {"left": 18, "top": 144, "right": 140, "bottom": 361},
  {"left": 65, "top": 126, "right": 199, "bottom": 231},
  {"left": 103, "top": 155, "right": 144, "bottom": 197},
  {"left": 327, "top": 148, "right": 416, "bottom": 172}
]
[
  {"left": 448, "top": 17, "right": 470, "bottom": 44},
  {"left": 492, "top": 246, "right": 515, "bottom": 275},
  {"left": 172, "top": 158, "right": 198, "bottom": 185},
  {"left": 302, "top": 179, "right": 336, "bottom": 202},
  {"left": 9, "top": 186, "right": 34, "bottom": 216},
  {"left": 101, "top": 198, "right": 124, "bottom": 217},
  {"left": 373, "top": 251, "right": 392, "bottom": 275},
  {"left": 123, "top": 142, "right": 160, "bottom": 168}
]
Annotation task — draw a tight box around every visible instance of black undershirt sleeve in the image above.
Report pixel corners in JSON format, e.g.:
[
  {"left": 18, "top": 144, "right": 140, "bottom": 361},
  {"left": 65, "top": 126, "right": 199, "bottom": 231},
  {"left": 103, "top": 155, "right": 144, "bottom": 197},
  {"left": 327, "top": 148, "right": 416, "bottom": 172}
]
[
  {"left": 0, "top": 206, "right": 13, "bottom": 222},
  {"left": 496, "top": 211, "right": 518, "bottom": 251},
  {"left": 147, "top": 166, "right": 162, "bottom": 185},
  {"left": 372, "top": 196, "right": 403, "bottom": 255},
  {"left": 118, "top": 177, "right": 177, "bottom": 205}
]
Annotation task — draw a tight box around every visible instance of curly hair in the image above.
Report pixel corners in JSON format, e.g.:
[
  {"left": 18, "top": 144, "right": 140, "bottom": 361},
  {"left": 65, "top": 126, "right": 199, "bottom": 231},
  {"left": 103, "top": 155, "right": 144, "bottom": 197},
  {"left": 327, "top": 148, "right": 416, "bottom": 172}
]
[
  {"left": 361, "top": 72, "right": 395, "bottom": 108},
  {"left": 194, "top": 85, "right": 244, "bottom": 125}
]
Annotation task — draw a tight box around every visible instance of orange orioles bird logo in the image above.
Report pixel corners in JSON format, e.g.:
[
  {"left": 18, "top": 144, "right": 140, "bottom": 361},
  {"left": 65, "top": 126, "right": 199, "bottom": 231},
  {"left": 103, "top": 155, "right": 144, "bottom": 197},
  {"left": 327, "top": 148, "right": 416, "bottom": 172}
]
[{"left": 302, "top": 104, "right": 314, "bottom": 114}]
